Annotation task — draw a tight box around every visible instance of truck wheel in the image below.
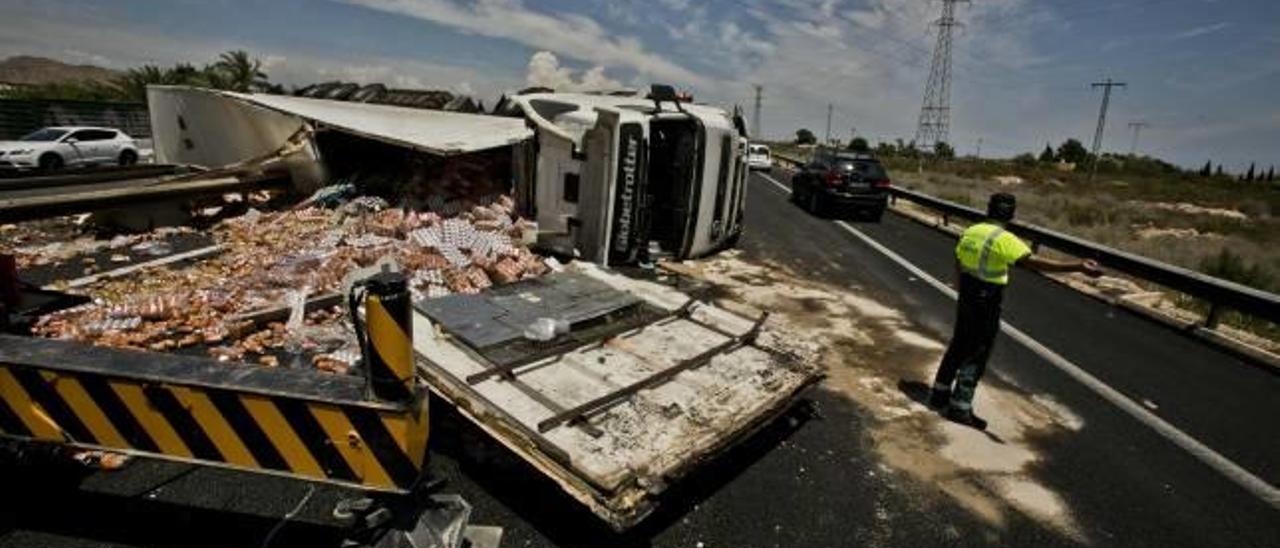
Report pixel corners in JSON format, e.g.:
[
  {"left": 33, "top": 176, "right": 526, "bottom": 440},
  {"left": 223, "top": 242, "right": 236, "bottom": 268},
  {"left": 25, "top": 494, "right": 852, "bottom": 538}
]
[
  {"left": 38, "top": 153, "right": 64, "bottom": 172},
  {"left": 118, "top": 150, "right": 138, "bottom": 166}
]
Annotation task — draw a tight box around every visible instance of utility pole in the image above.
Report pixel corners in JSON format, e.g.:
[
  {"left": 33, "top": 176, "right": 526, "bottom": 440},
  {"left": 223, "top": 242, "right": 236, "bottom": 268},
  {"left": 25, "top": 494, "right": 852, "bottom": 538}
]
[
  {"left": 751, "top": 84, "right": 763, "bottom": 139},
  {"left": 975, "top": 137, "right": 983, "bottom": 159},
  {"left": 914, "top": 0, "right": 969, "bottom": 151},
  {"left": 1127, "top": 120, "right": 1149, "bottom": 155},
  {"left": 1089, "top": 78, "right": 1126, "bottom": 180},
  {"left": 825, "top": 103, "right": 833, "bottom": 144}
]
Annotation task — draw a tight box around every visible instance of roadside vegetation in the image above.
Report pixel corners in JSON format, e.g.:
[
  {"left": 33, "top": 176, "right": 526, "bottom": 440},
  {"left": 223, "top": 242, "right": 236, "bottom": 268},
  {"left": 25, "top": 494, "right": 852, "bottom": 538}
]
[
  {"left": 0, "top": 50, "right": 279, "bottom": 102},
  {"left": 769, "top": 138, "right": 1280, "bottom": 340}
]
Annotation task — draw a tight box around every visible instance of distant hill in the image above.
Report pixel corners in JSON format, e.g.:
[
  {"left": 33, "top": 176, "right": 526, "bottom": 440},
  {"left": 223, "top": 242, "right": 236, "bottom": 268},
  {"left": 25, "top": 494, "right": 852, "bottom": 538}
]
[{"left": 0, "top": 55, "right": 121, "bottom": 86}]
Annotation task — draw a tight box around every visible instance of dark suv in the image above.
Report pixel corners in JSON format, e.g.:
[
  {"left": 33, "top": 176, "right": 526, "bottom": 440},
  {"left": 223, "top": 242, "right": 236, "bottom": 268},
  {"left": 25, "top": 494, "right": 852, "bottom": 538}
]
[{"left": 790, "top": 149, "right": 891, "bottom": 221}]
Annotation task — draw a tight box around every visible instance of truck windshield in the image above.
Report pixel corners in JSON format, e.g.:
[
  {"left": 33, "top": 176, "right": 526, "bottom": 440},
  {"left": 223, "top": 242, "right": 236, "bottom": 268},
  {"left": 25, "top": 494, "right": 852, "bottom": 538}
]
[{"left": 20, "top": 128, "right": 68, "bottom": 142}]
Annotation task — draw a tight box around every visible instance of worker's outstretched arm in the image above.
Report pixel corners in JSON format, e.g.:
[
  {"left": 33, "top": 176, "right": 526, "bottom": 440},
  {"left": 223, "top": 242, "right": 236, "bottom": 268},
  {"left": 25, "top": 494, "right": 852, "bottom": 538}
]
[{"left": 1019, "top": 254, "right": 1103, "bottom": 277}]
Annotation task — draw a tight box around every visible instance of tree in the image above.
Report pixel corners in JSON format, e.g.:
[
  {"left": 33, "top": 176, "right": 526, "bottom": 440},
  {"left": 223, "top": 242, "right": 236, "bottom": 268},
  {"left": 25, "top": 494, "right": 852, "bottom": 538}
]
[
  {"left": 1056, "top": 139, "right": 1089, "bottom": 165},
  {"left": 1245, "top": 163, "right": 1256, "bottom": 182},
  {"left": 212, "top": 50, "right": 270, "bottom": 92},
  {"left": 847, "top": 137, "right": 869, "bottom": 153},
  {"left": 1013, "top": 153, "right": 1037, "bottom": 166},
  {"left": 933, "top": 141, "right": 955, "bottom": 159},
  {"left": 1200, "top": 160, "right": 1212, "bottom": 177},
  {"left": 1039, "top": 143, "right": 1056, "bottom": 163},
  {"left": 795, "top": 128, "right": 817, "bottom": 145},
  {"left": 1268, "top": 166, "right": 1275, "bottom": 182},
  {"left": 875, "top": 141, "right": 897, "bottom": 157},
  {"left": 1216, "top": 163, "right": 1224, "bottom": 177}
]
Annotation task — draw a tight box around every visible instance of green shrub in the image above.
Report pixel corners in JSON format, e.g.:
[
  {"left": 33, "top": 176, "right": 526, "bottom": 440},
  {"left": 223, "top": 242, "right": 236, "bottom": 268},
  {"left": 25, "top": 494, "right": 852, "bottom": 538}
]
[{"left": 1199, "top": 249, "right": 1276, "bottom": 291}]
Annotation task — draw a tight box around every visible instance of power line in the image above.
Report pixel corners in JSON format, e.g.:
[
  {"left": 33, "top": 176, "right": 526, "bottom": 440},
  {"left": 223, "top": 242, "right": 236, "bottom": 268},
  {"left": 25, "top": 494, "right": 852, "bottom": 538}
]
[
  {"left": 915, "top": 0, "right": 969, "bottom": 149},
  {"left": 1127, "top": 120, "right": 1149, "bottom": 155},
  {"left": 825, "top": 103, "right": 833, "bottom": 143},
  {"left": 752, "top": 84, "right": 763, "bottom": 138},
  {"left": 1089, "top": 78, "right": 1127, "bottom": 180}
]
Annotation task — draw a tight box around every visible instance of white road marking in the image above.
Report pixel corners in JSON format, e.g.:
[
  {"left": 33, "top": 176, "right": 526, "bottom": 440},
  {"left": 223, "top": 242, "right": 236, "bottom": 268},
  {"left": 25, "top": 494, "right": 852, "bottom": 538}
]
[{"left": 754, "top": 171, "right": 1280, "bottom": 510}]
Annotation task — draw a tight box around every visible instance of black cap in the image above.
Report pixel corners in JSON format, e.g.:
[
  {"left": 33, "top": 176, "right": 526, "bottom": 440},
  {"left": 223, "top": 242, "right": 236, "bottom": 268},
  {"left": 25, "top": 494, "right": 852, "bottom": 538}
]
[{"left": 988, "top": 193, "right": 1017, "bottom": 222}]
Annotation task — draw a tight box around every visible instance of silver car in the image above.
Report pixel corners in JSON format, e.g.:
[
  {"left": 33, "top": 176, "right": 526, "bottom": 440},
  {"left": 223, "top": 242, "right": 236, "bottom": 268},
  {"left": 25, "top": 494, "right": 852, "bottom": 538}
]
[{"left": 0, "top": 126, "right": 140, "bottom": 172}]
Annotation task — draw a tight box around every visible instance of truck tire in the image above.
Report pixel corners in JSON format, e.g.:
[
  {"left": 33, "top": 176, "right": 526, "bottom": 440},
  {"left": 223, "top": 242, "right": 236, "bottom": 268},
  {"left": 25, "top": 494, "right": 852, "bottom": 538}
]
[
  {"left": 118, "top": 149, "right": 138, "bottom": 166},
  {"left": 38, "top": 153, "right": 64, "bottom": 172}
]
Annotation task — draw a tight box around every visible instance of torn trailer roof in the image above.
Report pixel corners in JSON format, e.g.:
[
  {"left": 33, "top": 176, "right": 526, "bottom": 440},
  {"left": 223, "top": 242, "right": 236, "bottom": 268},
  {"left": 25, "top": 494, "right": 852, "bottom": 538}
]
[
  {"left": 147, "top": 86, "right": 532, "bottom": 160},
  {"left": 224, "top": 91, "right": 531, "bottom": 156}
]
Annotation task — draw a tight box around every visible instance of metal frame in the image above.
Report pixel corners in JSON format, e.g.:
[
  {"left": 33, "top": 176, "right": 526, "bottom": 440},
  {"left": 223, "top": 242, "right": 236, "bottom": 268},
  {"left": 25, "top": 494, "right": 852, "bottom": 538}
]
[
  {"left": 0, "top": 333, "right": 429, "bottom": 493},
  {"left": 886, "top": 186, "right": 1280, "bottom": 326},
  {"left": 536, "top": 311, "right": 768, "bottom": 433}
]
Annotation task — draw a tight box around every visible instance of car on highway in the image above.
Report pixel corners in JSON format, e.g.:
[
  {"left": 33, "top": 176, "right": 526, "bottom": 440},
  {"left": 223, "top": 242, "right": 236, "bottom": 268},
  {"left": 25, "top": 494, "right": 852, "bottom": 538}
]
[
  {"left": 0, "top": 126, "right": 140, "bottom": 172},
  {"left": 790, "top": 148, "right": 891, "bottom": 221},
  {"left": 747, "top": 143, "right": 772, "bottom": 170}
]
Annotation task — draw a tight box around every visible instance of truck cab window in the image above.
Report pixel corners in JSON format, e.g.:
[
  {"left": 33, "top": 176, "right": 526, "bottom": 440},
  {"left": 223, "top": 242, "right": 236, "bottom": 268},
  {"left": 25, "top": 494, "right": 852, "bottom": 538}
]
[{"left": 563, "top": 172, "right": 580, "bottom": 203}]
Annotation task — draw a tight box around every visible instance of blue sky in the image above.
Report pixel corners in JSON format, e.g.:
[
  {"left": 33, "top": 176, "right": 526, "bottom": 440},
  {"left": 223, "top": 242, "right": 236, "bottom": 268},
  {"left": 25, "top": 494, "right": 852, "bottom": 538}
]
[{"left": 2, "top": 0, "right": 1277, "bottom": 170}]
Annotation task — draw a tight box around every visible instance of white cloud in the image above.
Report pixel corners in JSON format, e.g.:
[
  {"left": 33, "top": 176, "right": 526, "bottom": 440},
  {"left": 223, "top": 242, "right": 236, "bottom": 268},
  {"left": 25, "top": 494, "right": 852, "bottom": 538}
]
[
  {"left": 1171, "top": 21, "right": 1230, "bottom": 40},
  {"left": 0, "top": 9, "right": 519, "bottom": 102},
  {"left": 342, "top": 0, "right": 709, "bottom": 88},
  {"left": 524, "top": 51, "right": 623, "bottom": 92}
]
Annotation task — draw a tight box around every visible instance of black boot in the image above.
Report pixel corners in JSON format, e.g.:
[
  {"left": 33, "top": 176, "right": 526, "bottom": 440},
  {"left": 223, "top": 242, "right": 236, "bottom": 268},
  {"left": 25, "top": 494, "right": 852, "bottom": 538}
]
[
  {"left": 928, "top": 388, "right": 951, "bottom": 409},
  {"left": 945, "top": 406, "right": 988, "bottom": 430}
]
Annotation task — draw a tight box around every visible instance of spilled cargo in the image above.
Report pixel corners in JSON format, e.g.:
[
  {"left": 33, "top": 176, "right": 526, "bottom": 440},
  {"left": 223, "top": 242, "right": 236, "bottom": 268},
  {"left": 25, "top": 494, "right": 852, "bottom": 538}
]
[{"left": 0, "top": 83, "right": 818, "bottom": 531}]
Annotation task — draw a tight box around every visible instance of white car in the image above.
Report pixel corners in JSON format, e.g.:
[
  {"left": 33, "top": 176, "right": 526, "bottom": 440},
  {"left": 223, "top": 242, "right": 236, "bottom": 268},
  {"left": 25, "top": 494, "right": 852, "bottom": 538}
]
[
  {"left": 0, "top": 126, "right": 140, "bottom": 172},
  {"left": 746, "top": 143, "right": 772, "bottom": 170}
]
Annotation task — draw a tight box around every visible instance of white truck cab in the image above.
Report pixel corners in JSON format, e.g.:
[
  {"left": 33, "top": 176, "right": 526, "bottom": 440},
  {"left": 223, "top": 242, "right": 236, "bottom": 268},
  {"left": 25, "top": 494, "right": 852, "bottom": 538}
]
[{"left": 499, "top": 86, "right": 750, "bottom": 265}]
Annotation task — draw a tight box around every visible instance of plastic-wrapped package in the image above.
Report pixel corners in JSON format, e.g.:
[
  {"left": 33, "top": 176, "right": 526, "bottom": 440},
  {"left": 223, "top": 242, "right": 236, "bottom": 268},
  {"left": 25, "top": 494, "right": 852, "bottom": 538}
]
[{"left": 32, "top": 190, "right": 551, "bottom": 370}]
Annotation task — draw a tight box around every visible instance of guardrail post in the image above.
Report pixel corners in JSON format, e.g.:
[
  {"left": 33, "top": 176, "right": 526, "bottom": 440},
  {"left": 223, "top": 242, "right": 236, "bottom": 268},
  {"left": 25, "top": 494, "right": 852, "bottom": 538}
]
[
  {"left": 361, "top": 271, "right": 416, "bottom": 403},
  {"left": 1205, "top": 303, "right": 1223, "bottom": 330}
]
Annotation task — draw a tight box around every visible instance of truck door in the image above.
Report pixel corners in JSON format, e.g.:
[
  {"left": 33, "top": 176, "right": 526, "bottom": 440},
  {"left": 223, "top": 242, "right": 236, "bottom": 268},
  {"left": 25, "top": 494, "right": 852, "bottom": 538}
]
[
  {"left": 605, "top": 121, "right": 648, "bottom": 264},
  {"left": 578, "top": 111, "right": 619, "bottom": 263}
]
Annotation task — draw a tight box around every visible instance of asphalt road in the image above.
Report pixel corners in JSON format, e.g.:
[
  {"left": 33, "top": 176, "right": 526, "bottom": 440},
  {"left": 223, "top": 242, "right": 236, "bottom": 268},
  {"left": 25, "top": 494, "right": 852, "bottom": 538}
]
[{"left": 3, "top": 169, "right": 1278, "bottom": 547}]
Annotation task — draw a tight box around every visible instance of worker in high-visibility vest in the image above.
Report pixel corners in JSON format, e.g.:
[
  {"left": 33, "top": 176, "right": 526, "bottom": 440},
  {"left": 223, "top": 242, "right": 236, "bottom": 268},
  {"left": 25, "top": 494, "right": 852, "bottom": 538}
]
[{"left": 929, "top": 193, "right": 1102, "bottom": 430}]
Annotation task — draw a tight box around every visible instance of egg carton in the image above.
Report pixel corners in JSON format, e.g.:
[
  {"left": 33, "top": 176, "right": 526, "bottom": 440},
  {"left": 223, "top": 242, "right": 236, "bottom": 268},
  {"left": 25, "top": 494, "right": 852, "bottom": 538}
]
[
  {"left": 439, "top": 246, "right": 471, "bottom": 268},
  {"left": 408, "top": 227, "right": 444, "bottom": 249}
]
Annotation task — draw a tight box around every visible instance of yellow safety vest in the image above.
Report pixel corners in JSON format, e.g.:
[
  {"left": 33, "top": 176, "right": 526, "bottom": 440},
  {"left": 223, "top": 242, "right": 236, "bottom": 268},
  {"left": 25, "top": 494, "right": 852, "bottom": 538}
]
[{"left": 955, "top": 222, "right": 1031, "bottom": 285}]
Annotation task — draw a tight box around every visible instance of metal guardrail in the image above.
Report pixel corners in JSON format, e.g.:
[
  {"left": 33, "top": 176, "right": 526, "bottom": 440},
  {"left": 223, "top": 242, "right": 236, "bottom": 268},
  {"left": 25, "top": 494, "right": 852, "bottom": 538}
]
[
  {"left": 0, "top": 164, "right": 185, "bottom": 191},
  {"left": 771, "top": 152, "right": 1280, "bottom": 327}
]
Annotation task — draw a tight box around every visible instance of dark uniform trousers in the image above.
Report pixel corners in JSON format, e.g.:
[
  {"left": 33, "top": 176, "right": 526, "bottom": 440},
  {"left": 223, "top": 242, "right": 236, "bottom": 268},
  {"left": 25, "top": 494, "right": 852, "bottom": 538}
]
[{"left": 933, "top": 272, "right": 1004, "bottom": 409}]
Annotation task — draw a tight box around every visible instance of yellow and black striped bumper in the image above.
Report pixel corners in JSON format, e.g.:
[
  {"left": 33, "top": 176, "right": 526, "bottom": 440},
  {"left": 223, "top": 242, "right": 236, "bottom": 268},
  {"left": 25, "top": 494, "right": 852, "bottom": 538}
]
[{"left": 0, "top": 334, "right": 428, "bottom": 492}]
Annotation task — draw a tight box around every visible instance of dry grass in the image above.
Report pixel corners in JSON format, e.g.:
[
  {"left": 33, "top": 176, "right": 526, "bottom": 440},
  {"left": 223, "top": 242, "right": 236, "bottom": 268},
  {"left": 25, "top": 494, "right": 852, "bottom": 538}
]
[{"left": 891, "top": 167, "right": 1280, "bottom": 340}]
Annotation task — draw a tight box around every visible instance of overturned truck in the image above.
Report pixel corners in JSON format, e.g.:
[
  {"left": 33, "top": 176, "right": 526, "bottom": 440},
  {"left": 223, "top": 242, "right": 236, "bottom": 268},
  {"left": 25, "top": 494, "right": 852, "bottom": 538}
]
[
  {"left": 1, "top": 85, "right": 815, "bottom": 531},
  {"left": 149, "top": 84, "right": 750, "bottom": 265}
]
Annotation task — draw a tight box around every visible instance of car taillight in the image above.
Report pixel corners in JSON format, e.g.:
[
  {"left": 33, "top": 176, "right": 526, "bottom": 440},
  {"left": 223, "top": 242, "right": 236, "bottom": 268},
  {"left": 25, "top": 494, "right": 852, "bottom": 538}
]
[
  {"left": 824, "top": 171, "right": 842, "bottom": 186},
  {"left": 873, "top": 178, "right": 892, "bottom": 188}
]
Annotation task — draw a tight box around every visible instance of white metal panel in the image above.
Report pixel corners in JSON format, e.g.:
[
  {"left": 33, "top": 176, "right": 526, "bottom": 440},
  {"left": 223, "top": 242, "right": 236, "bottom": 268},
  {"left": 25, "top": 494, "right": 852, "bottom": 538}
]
[
  {"left": 147, "top": 86, "right": 325, "bottom": 190},
  {"left": 224, "top": 92, "right": 532, "bottom": 156}
]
